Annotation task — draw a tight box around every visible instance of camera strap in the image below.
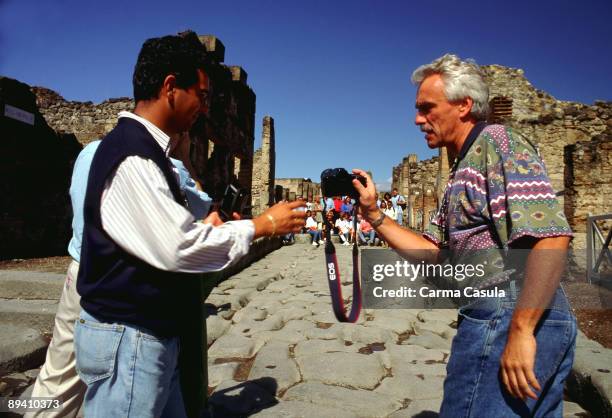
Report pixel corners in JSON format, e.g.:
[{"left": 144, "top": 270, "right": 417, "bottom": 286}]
[{"left": 322, "top": 206, "right": 362, "bottom": 322}]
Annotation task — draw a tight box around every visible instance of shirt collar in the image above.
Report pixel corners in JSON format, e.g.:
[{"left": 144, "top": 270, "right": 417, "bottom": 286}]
[
  {"left": 456, "top": 121, "right": 488, "bottom": 163},
  {"left": 118, "top": 111, "right": 171, "bottom": 156}
]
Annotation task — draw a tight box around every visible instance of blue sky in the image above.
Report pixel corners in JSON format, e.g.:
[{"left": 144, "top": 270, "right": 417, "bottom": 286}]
[{"left": 1, "top": 0, "right": 611, "bottom": 189}]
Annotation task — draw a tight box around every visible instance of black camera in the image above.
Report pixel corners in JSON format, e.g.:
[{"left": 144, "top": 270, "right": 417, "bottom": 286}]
[
  {"left": 320, "top": 168, "right": 366, "bottom": 199},
  {"left": 219, "top": 184, "right": 248, "bottom": 222}
]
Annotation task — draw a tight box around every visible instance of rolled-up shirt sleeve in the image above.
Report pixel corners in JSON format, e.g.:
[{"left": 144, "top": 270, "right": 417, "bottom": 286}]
[{"left": 101, "top": 156, "right": 254, "bottom": 273}]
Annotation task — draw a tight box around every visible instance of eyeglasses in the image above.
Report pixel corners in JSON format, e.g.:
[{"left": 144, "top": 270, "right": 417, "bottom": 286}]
[{"left": 199, "top": 90, "right": 210, "bottom": 103}]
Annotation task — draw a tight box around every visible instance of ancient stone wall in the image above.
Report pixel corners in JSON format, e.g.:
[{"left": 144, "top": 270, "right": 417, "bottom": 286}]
[
  {"left": 0, "top": 77, "right": 82, "bottom": 259},
  {"left": 31, "top": 87, "right": 132, "bottom": 144},
  {"left": 564, "top": 130, "right": 612, "bottom": 250},
  {"left": 251, "top": 116, "right": 276, "bottom": 216},
  {"left": 392, "top": 153, "right": 440, "bottom": 231},
  {"left": 275, "top": 178, "right": 320, "bottom": 202},
  {"left": 483, "top": 65, "right": 611, "bottom": 197}
]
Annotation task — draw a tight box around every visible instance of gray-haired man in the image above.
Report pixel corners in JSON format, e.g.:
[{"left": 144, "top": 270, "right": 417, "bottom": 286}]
[{"left": 353, "top": 54, "right": 575, "bottom": 417}]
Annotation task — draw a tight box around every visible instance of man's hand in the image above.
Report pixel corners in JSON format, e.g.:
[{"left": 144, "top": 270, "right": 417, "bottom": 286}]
[
  {"left": 500, "top": 236, "right": 570, "bottom": 401},
  {"left": 253, "top": 200, "right": 307, "bottom": 238},
  {"left": 500, "top": 327, "right": 541, "bottom": 400},
  {"left": 202, "top": 211, "right": 223, "bottom": 226},
  {"left": 351, "top": 169, "right": 379, "bottom": 221}
]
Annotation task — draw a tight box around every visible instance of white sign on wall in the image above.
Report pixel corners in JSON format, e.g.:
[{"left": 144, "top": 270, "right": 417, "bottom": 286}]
[{"left": 4, "top": 104, "right": 35, "bottom": 126}]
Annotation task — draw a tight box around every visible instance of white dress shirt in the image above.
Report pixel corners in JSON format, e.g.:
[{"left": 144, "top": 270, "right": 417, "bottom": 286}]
[{"left": 100, "top": 111, "right": 254, "bottom": 273}]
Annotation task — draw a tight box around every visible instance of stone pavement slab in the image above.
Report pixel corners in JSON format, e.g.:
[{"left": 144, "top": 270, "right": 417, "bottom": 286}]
[
  {"left": 375, "top": 375, "right": 445, "bottom": 401},
  {"left": 404, "top": 331, "right": 452, "bottom": 351},
  {"left": 250, "top": 399, "right": 357, "bottom": 418},
  {"left": 208, "top": 333, "right": 259, "bottom": 360},
  {"left": 294, "top": 339, "right": 357, "bottom": 357},
  {"left": 0, "top": 324, "right": 48, "bottom": 375},
  {"left": 284, "top": 382, "right": 403, "bottom": 417},
  {"left": 388, "top": 398, "right": 442, "bottom": 418},
  {"left": 296, "top": 352, "right": 386, "bottom": 390},
  {"left": 208, "top": 379, "right": 277, "bottom": 416},
  {"left": 248, "top": 341, "right": 300, "bottom": 395}
]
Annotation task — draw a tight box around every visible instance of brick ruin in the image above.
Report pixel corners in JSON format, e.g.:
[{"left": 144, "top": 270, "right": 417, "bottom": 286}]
[
  {"left": 392, "top": 151, "right": 447, "bottom": 231},
  {"left": 274, "top": 178, "right": 321, "bottom": 203},
  {"left": 251, "top": 116, "right": 276, "bottom": 216},
  {"left": 392, "top": 64, "right": 611, "bottom": 249},
  {"left": 1, "top": 33, "right": 276, "bottom": 259}
]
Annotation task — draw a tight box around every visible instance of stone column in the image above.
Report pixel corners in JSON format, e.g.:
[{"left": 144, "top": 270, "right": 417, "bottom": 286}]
[
  {"left": 437, "top": 147, "right": 450, "bottom": 204},
  {"left": 251, "top": 116, "right": 276, "bottom": 215},
  {"left": 401, "top": 157, "right": 411, "bottom": 197}
]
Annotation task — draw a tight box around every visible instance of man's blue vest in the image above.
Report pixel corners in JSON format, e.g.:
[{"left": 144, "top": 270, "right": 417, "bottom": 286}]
[{"left": 77, "top": 117, "right": 192, "bottom": 337}]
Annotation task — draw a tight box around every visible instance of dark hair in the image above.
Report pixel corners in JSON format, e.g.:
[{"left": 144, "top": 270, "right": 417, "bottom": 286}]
[{"left": 133, "top": 31, "right": 207, "bottom": 102}]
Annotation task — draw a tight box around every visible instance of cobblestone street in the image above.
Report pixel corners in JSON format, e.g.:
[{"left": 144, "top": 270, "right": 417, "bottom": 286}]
[
  {"left": 204, "top": 243, "right": 590, "bottom": 417},
  {"left": 0, "top": 242, "right": 602, "bottom": 417}
]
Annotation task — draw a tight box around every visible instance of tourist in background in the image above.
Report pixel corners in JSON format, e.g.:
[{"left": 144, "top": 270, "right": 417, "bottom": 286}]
[
  {"left": 305, "top": 211, "right": 322, "bottom": 247},
  {"left": 390, "top": 188, "right": 406, "bottom": 226},
  {"left": 324, "top": 196, "right": 334, "bottom": 212},
  {"left": 313, "top": 197, "right": 323, "bottom": 224},
  {"left": 357, "top": 214, "right": 377, "bottom": 246},
  {"left": 383, "top": 192, "right": 392, "bottom": 208},
  {"left": 381, "top": 200, "right": 397, "bottom": 221},
  {"left": 305, "top": 197, "right": 315, "bottom": 212},
  {"left": 340, "top": 196, "right": 353, "bottom": 215},
  {"left": 322, "top": 209, "right": 337, "bottom": 241},
  {"left": 335, "top": 212, "right": 352, "bottom": 245},
  {"left": 333, "top": 195, "right": 342, "bottom": 214}
]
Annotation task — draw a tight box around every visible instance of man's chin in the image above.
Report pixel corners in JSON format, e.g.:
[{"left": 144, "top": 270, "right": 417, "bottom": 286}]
[{"left": 425, "top": 138, "right": 440, "bottom": 149}]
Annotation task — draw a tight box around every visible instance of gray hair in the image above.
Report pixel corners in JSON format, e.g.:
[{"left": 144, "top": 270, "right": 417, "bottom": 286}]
[{"left": 411, "top": 54, "right": 489, "bottom": 120}]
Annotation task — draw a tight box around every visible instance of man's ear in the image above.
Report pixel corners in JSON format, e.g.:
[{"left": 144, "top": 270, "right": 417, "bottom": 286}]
[
  {"left": 458, "top": 97, "right": 473, "bottom": 119},
  {"left": 162, "top": 74, "right": 177, "bottom": 105}
]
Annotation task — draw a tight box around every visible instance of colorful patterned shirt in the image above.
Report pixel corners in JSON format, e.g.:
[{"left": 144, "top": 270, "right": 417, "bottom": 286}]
[{"left": 424, "top": 124, "right": 573, "bottom": 287}]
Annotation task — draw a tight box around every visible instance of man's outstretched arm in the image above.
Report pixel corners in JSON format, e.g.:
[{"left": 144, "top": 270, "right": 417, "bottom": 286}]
[{"left": 352, "top": 169, "right": 439, "bottom": 261}]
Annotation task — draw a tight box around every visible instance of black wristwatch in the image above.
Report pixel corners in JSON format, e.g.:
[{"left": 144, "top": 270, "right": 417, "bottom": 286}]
[{"left": 370, "top": 210, "right": 386, "bottom": 227}]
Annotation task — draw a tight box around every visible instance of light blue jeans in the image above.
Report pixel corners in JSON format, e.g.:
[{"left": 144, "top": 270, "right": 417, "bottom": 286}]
[
  {"left": 307, "top": 229, "right": 322, "bottom": 243},
  {"left": 439, "top": 285, "right": 576, "bottom": 417},
  {"left": 74, "top": 309, "right": 187, "bottom": 418},
  {"left": 358, "top": 230, "right": 376, "bottom": 244}
]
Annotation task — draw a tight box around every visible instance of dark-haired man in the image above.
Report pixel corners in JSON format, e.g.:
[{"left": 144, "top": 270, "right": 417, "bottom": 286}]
[
  {"left": 353, "top": 54, "right": 575, "bottom": 417},
  {"left": 74, "top": 32, "right": 305, "bottom": 417}
]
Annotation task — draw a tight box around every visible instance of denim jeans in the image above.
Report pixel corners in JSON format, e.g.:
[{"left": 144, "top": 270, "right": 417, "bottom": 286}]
[
  {"left": 74, "top": 309, "right": 187, "bottom": 418},
  {"left": 358, "top": 230, "right": 375, "bottom": 244},
  {"left": 439, "top": 285, "right": 576, "bottom": 418},
  {"left": 307, "top": 229, "right": 322, "bottom": 243}
]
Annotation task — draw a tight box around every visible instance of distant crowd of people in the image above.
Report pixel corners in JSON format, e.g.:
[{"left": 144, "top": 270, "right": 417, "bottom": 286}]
[{"left": 283, "top": 189, "right": 407, "bottom": 247}]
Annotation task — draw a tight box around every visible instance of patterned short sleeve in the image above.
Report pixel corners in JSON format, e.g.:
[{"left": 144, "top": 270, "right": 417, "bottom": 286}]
[
  {"left": 423, "top": 211, "right": 444, "bottom": 246},
  {"left": 483, "top": 126, "right": 573, "bottom": 245}
]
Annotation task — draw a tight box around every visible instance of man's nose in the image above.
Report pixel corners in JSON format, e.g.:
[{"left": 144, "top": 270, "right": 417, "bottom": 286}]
[{"left": 415, "top": 112, "right": 426, "bottom": 126}]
